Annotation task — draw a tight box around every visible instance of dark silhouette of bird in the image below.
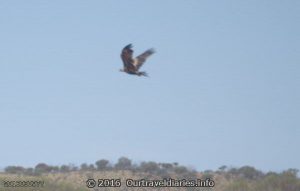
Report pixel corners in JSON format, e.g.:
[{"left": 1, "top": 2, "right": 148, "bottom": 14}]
[{"left": 120, "top": 44, "right": 155, "bottom": 77}]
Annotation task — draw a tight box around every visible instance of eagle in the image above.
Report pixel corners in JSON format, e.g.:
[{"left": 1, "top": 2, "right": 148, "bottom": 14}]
[{"left": 120, "top": 44, "right": 155, "bottom": 77}]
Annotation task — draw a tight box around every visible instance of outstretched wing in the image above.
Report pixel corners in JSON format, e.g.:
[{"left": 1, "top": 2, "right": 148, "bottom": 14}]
[
  {"left": 134, "top": 48, "right": 155, "bottom": 70},
  {"left": 121, "top": 44, "right": 135, "bottom": 71}
]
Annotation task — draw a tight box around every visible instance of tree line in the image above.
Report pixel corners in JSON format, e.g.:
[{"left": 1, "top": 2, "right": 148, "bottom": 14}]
[
  {"left": 4, "top": 157, "right": 299, "bottom": 182},
  {"left": 4, "top": 157, "right": 196, "bottom": 178},
  {"left": 3, "top": 158, "right": 300, "bottom": 191}
]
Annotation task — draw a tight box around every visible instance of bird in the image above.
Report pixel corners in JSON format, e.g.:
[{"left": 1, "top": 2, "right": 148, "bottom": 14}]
[{"left": 120, "top": 44, "right": 155, "bottom": 77}]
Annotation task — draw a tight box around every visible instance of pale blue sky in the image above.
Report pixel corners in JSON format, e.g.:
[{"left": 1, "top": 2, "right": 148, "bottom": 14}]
[{"left": 0, "top": 0, "right": 299, "bottom": 172}]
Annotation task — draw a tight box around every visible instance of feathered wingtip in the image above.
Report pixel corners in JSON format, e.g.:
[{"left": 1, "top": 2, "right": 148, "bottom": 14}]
[
  {"left": 138, "top": 71, "right": 149, "bottom": 77},
  {"left": 124, "top": 44, "right": 133, "bottom": 49},
  {"left": 149, "top": 48, "right": 155, "bottom": 54}
]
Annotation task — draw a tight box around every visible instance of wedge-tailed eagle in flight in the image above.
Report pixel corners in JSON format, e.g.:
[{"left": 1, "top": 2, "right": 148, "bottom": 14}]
[{"left": 120, "top": 44, "right": 155, "bottom": 77}]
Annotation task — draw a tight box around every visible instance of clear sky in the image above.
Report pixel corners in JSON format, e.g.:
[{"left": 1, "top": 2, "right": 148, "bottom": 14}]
[{"left": 0, "top": 0, "right": 299, "bottom": 172}]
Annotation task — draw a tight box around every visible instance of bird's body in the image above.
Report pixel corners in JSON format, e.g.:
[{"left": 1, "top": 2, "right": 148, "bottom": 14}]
[{"left": 120, "top": 44, "right": 155, "bottom": 77}]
